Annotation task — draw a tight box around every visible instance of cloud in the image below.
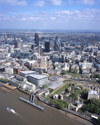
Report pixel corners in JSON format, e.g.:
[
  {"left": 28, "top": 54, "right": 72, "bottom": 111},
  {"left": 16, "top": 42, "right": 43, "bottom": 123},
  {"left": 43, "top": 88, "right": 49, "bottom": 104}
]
[
  {"left": 0, "top": 9, "right": 100, "bottom": 30},
  {"left": 47, "top": 0, "right": 62, "bottom": 5},
  {"left": 1, "top": 9, "right": 100, "bottom": 25},
  {"left": 33, "top": 1, "right": 45, "bottom": 7},
  {"left": 19, "top": 17, "right": 36, "bottom": 21},
  {"left": 68, "top": 0, "right": 74, "bottom": 4},
  {"left": 56, "top": 10, "right": 73, "bottom": 15},
  {"left": 16, "top": 1, "right": 27, "bottom": 6},
  {"left": 0, "top": 0, "right": 27, "bottom": 6},
  {"left": 51, "top": 17, "right": 56, "bottom": 20},
  {"left": 56, "top": 9, "right": 100, "bottom": 22},
  {"left": 77, "top": 0, "right": 96, "bottom": 5}
]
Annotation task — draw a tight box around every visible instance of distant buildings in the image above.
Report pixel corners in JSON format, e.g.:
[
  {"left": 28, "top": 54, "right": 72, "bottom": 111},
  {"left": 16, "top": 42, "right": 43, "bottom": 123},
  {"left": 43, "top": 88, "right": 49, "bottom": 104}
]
[
  {"left": 35, "top": 33, "right": 39, "bottom": 47},
  {"left": 4, "top": 34, "right": 7, "bottom": 41},
  {"left": 54, "top": 36, "right": 61, "bottom": 52},
  {"left": 45, "top": 41, "right": 50, "bottom": 52}
]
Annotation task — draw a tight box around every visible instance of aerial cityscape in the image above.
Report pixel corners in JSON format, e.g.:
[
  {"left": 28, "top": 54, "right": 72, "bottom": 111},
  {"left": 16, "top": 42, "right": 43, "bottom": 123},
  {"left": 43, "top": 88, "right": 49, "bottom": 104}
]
[{"left": 0, "top": 0, "right": 100, "bottom": 125}]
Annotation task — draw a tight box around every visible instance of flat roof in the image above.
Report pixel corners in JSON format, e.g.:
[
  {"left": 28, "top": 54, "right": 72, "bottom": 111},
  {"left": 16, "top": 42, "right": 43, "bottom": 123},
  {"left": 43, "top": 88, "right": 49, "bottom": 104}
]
[
  {"left": 20, "top": 71, "right": 37, "bottom": 75},
  {"left": 89, "top": 90, "right": 98, "bottom": 95},
  {"left": 48, "top": 80, "right": 63, "bottom": 90},
  {"left": 27, "top": 60, "right": 37, "bottom": 63},
  {"left": 0, "top": 66, "right": 5, "bottom": 68},
  {"left": 28, "top": 74, "right": 47, "bottom": 80},
  {"left": 24, "top": 81, "right": 36, "bottom": 86}
]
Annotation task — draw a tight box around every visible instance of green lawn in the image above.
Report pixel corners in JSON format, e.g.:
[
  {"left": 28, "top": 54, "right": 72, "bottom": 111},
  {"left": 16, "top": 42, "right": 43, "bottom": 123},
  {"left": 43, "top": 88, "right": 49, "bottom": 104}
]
[
  {"left": 69, "top": 73, "right": 78, "bottom": 78},
  {"left": 63, "top": 80, "right": 71, "bottom": 83},
  {"left": 53, "top": 83, "right": 71, "bottom": 95}
]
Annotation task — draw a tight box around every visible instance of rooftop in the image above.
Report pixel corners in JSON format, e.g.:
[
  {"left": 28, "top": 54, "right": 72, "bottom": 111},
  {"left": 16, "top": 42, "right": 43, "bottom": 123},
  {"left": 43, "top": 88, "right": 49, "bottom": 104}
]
[
  {"left": 89, "top": 90, "right": 98, "bottom": 95},
  {"left": 24, "top": 81, "right": 36, "bottom": 86},
  {"left": 48, "top": 80, "right": 63, "bottom": 90},
  {"left": 28, "top": 74, "right": 48, "bottom": 79},
  {"left": 20, "top": 71, "right": 37, "bottom": 75}
]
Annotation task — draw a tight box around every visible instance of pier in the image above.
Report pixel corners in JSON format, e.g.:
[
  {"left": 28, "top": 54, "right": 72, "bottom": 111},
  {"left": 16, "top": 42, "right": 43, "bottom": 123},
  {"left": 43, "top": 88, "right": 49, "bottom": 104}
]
[{"left": 19, "top": 94, "right": 45, "bottom": 112}]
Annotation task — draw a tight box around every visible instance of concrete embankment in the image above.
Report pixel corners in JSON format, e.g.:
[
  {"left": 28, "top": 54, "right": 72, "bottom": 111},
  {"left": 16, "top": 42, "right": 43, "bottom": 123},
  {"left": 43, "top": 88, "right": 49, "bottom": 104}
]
[
  {"left": 17, "top": 87, "right": 30, "bottom": 95},
  {"left": 38, "top": 95, "right": 99, "bottom": 125}
]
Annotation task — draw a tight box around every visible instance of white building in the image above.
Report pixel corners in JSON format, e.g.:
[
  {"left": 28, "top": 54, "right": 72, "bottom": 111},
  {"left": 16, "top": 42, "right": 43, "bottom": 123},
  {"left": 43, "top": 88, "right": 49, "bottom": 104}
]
[
  {"left": 79, "top": 62, "right": 93, "bottom": 70},
  {"left": 88, "top": 89, "right": 99, "bottom": 100},
  {"left": 19, "top": 71, "right": 37, "bottom": 77},
  {"left": 5, "top": 67, "right": 13, "bottom": 74},
  {"left": 21, "top": 81, "right": 36, "bottom": 92},
  {"left": 27, "top": 74, "right": 48, "bottom": 86}
]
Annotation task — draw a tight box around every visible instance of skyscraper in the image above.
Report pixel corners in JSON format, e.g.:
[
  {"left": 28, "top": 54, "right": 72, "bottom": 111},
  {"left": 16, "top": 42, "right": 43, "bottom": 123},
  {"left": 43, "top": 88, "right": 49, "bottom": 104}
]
[
  {"left": 54, "top": 36, "right": 61, "bottom": 52},
  {"left": 4, "top": 34, "right": 7, "bottom": 41},
  {"left": 14, "top": 40, "right": 23, "bottom": 48},
  {"left": 31, "top": 44, "right": 35, "bottom": 50},
  {"left": 45, "top": 41, "right": 50, "bottom": 52},
  {"left": 35, "top": 33, "right": 39, "bottom": 46}
]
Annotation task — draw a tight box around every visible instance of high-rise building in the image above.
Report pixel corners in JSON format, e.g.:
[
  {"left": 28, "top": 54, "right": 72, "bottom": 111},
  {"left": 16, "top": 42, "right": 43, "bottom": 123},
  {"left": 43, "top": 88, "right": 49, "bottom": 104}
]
[
  {"left": 45, "top": 41, "right": 50, "bottom": 52},
  {"left": 54, "top": 36, "right": 61, "bottom": 52},
  {"left": 31, "top": 44, "right": 35, "bottom": 53},
  {"left": 37, "top": 45, "right": 43, "bottom": 55},
  {"left": 14, "top": 48, "right": 20, "bottom": 58},
  {"left": 14, "top": 40, "right": 23, "bottom": 48},
  {"left": 4, "top": 34, "right": 7, "bottom": 41},
  {"left": 35, "top": 33, "right": 39, "bottom": 46}
]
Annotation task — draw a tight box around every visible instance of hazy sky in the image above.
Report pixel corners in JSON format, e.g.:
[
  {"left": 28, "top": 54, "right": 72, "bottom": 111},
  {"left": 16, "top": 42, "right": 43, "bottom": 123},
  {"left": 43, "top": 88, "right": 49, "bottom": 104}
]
[{"left": 0, "top": 0, "right": 100, "bottom": 30}]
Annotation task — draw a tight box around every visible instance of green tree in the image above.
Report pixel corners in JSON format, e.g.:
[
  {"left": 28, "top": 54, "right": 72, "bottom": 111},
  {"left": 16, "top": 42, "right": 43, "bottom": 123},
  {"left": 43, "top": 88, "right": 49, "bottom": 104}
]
[
  {"left": 42, "top": 84, "right": 47, "bottom": 89},
  {"left": 50, "top": 100, "right": 57, "bottom": 106},
  {"left": 50, "top": 99, "right": 68, "bottom": 109},
  {"left": 93, "top": 106, "right": 99, "bottom": 114},
  {"left": 82, "top": 89, "right": 88, "bottom": 94},
  {"left": 63, "top": 100, "right": 68, "bottom": 108},
  {"left": 48, "top": 88, "right": 53, "bottom": 93},
  {"left": 70, "top": 93, "right": 78, "bottom": 101},
  {"left": 87, "top": 103, "right": 95, "bottom": 113},
  {"left": 62, "top": 70, "right": 67, "bottom": 75},
  {"left": 57, "top": 102, "right": 64, "bottom": 109}
]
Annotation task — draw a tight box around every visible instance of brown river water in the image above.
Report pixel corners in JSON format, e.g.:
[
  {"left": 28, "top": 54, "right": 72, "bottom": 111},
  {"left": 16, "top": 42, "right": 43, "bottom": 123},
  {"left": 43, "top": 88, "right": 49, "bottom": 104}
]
[{"left": 0, "top": 89, "right": 84, "bottom": 125}]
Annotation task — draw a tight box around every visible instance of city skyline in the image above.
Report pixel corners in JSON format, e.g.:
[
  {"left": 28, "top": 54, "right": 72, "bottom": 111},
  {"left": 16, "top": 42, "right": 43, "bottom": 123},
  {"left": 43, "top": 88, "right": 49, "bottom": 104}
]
[{"left": 0, "top": 0, "right": 100, "bottom": 30}]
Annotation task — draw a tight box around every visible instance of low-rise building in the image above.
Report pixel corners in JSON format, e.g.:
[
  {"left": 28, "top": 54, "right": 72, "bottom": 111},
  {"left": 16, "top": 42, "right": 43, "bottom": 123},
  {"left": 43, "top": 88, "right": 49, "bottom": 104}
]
[
  {"left": 88, "top": 89, "right": 99, "bottom": 100},
  {"left": 44, "top": 90, "right": 49, "bottom": 96},
  {"left": 19, "top": 71, "right": 37, "bottom": 77},
  {"left": 21, "top": 81, "right": 36, "bottom": 92}
]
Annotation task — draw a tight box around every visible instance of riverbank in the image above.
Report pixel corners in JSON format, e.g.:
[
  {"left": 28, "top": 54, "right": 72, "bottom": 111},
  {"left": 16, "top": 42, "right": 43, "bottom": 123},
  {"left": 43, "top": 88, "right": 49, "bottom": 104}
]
[
  {"left": 0, "top": 89, "right": 83, "bottom": 125},
  {"left": 38, "top": 95, "right": 99, "bottom": 125},
  {"left": 17, "top": 87, "right": 30, "bottom": 95},
  {"left": 39, "top": 98, "right": 93, "bottom": 125},
  {"left": 17, "top": 88, "right": 98, "bottom": 125},
  {"left": 59, "top": 110, "right": 93, "bottom": 125}
]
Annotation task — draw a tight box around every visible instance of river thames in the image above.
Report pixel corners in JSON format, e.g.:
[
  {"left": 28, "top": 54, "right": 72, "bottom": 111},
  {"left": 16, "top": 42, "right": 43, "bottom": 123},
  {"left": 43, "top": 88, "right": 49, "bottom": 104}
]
[{"left": 0, "top": 89, "right": 85, "bottom": 125}]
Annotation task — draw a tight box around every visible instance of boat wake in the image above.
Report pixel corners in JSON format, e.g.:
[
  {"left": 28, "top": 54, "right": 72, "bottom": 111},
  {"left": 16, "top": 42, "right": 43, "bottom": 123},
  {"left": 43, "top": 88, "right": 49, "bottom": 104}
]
[
  {"left": 7, "top": 107, "right": 16, "bottom": 114},
  {"left": 7, "top": 107, "right": 30, "bottom": 124},
  {"left": 7, "top": 107, "right": 23, "bottom": 117}
]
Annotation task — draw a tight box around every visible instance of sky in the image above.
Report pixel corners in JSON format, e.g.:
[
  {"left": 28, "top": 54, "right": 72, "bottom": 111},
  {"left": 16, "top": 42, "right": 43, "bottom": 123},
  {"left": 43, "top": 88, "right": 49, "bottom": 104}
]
[{"left": 0, "top": 0, "right": 100, "bottom": 30}]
